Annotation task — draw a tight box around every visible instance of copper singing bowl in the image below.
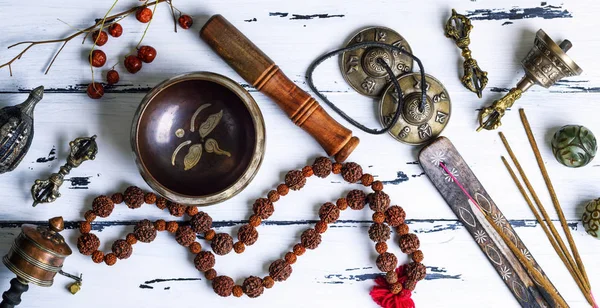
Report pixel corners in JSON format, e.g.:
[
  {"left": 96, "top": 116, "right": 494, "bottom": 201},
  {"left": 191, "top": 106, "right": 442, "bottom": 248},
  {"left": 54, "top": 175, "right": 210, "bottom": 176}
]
[{"left": 131, "top": 72, "right": 265, "bottom": 205}]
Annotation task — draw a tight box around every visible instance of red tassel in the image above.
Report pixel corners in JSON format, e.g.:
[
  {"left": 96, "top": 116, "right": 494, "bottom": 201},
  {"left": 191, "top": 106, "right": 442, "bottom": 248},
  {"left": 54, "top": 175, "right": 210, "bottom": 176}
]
[{"left": 370, "top": 265, "right": 416, "bottom": 308}]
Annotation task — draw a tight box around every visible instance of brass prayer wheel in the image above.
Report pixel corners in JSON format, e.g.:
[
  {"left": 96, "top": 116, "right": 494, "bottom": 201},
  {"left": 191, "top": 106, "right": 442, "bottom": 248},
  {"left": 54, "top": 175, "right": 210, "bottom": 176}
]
[
  {"left": 477, "top": 29, "right": 582, "bottom": 131},
  {"left": 1, "top": 217, "right": 81, "bottom": 307}
]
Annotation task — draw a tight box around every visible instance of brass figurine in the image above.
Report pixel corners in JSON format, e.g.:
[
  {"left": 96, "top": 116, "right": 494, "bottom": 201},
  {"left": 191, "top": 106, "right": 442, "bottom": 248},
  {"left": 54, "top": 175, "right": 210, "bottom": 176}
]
[
  {"left": 477, "top": 29, "right": 582, "bottom": 131},
  {"left": 0, "top": 86, "right": 44, "bottom": 174},
  {"left": 444, "top": 9, "right": 488, "bottom": 98},
  {"left": 1, "top": 217, "right": 82, "bottom": 308},
  {"left": 31, "top": 135, "right": 98, "bottom": 207}
]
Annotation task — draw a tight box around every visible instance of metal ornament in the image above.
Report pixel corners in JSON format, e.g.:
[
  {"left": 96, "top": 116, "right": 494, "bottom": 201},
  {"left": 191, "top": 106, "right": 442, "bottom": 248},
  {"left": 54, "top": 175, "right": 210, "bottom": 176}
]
[
  {"left": 477, "top": 29, "right": 582, "bottom": 131},
  {"left": 0, "top": 86, "right": 44, "bottom": 174},
  {"left": 340, "top": 27, "right": 413, "bottom": 97},
  {"left": 31, "top": 135, "right": 98, "bottom": 207},
  {"left": 444, "top": 9, "right": 488, "bottom": 98},
  {"left": 1, "top": 217, "right": 82, "bottom": 308},
  {"left": 379, "top": 73, "right": 451, "bottom": 145}
]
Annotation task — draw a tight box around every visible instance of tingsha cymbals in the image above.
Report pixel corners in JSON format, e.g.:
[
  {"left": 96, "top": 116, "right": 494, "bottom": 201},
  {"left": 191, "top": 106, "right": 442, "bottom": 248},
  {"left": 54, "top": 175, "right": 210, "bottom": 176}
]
[
  {"left": 379, "top": 73, "right": 451, "bottom": 145},
  {"left": 340, "top": 27, "right": 413, "bottom": 98}
]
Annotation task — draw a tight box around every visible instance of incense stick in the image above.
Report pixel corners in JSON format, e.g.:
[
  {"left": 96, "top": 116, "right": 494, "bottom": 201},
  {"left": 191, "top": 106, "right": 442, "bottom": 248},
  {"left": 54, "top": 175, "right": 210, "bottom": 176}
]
[
  {"left": 500, "top": 155, "right": 593, "bottom": 305},
  {"left": 439, "top": 162, "right": 568, "bottom": 308},
  {"left": 518, "top": 109, "right": 591, "bottom": 286}
]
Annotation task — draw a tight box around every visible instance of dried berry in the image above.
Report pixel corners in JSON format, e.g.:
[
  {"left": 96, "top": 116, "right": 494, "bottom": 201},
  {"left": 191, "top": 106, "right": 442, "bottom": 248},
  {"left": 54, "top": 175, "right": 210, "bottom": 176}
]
[
  {"left": 211, "top": 233, "right": 233, "bottom": 255},
  {"left": 276, "top": 184, "right": 289, "bottom": 196},
  {"left": 104, "top": 253, "right": 117, "bottom": 266},
  {"left": 386, "top": 206, "right": 406, "bottom": 227},
  {"left": 376, "top": 252, "right": 398, "bottom": 272},
  {"left": 144, "top": 192, "right": 157, "bottom": 204},
  {"left": 285, "top": 170, "right": 306, "bottom": 190},
  {"left": 168, "top": 202, "right": 185, "bottom": 217},
  {"left": 136, "top": 7, "right": 153, "bottom": 23},
  {"left": 368, "top": 223, "right": 391, "bottom": 243},
  {"left": 91, "top": 31, "right": 108, "bottom": 46},
  {"left": 262, "top": 276, "right": 275, "bottom": 288},
  {"left": 399, "top": 233, "right": 420, "bottom": 254},
  {"left": 108, "top": 23, "right": 123, "bottom": 37},
  {"left": 404, "top": 279, "right": 417, "bottom": 291},
  {"left": 372, "top": 180, "right": 384, "bottom": 191},
  {"left": 342, "top": 162, "right": 363, "bottom": 183},
  {"left": 190, "top": 212, "right": 212, "bottom": 233},
  {"left": 390, "top": 282, "right": 403, "bottom": 294},
  {"left": 397, "top": 224, "right": 409, "bottom": 235},
  {"left": 361, "top": 174, "right": 374, "bottom": 186},
  {"left": 112, "top": 239, "right": 133, "bottom": 259},
  {"left": 86, "top": 82, "right": 104, "bottom": 99},
  {"left": 212, "top": 275, "right": 234, "bottom": 297},
  {"left": 186, "top": 206, "right": 198, "bottom": 216},
  {"left": 332, "top": 162, "right": 342, "bottom": 174},
  {"left": 154, "top": 219, "right": 166, "bottom": 231},
  {"left": 178, "top": 15, "right": 193, "bottom": 29},
  {"left": 123, "top": 186, "right": 144, "bottom": 209},
  {"left": 133, "top": 219, "right": 157, "bottom": 243},
  {"left": 249, "top": 215, "right": 261, "bottom": 227},
  {"left": 412, "top": 250, "right": 424, "bottom": 263},
  {"left": 89, "top": 50, "right": 107, "bottom": 67},
  {"left": 77, "top": 233, "right": 100, "bottom": 255},
  {"left": 346, "top": 190, "right": 366, "bottom": 210},
  {"left": 111, "top": 193, "right": 123, "bottom": 204},
  {"left": 205, "top": 269, "right": 217, "bottom": 280},
  {"left": 284, "top": 252, "right": 297, "bottom": 264},
  {"left": 406, "top": 262, "right": 426, "bottom": 281},
  {"left": 312, "top": 157, "right": 332, "bottom": 178},
  {"left": 156, "top": 197, "right": 167, "bottom": 209},
  {"left": 269, "top": 259, "right": 292, "bottom": 281},
  {"left": 126, "top": 233, "right": 137, "bottom": 245},
  {"left": 252, "top": 198, "right": 274, "bottom": 219},
  {"left": 318, "top": 202, "right": 340, "bottom": 224},
  {"left": 92, "top": 195, "right": 114, "bottom": 217},
  {"left": 238, "top": 225, "right": 258, "bottom": 246},
  {"left": 106, "top": 69, "right": 120, "bottom": 85},
  {"left": 194, "top": 251, "right": 215, "bottom": 272},
  {"left": 189, "top": 242, "right": 202, "bottom": 254},
  {"left": 124, "top": 55, "right": 142, "bottom": 74},
  {"left": 302, "top": 166, "right": 313, "bottom": 177},
  {"left": 314, "top": 221, "right": 327, "bottom": 233},
  {"left": 301, "top": 228, "right": 321, "bottom": 250},
  {"left": 267, "top": 190, "right": 280, "bottom": 203},
  {"left": 204, "top": 229, "right": 215, "bottom": 240},
  {"left": 372, "top": 212, "right": 385, "bottom": 224},
  {"left": 233, "top": 241, "right": 245, "bottom": 253},
  {"left": 79, "top": 221, "right": 91, "bottom": 233},
  {"left": 336, "top": 198, "right": 348, "bottom": 211},
  {"left": 233, "top": 285, "right": 243, "bottom": 298},
  {"left": 368, "top": 191, "right": 390, "bottom": 212},
  {"left": 375, "top": 242, "right": 388, "bottom": 254},
  {"left": 137, "top": 45, "right": 157, "bottom": 63},
  {"left": 91, "top": 251, "right": 104, "bottom": 263},
  {"left": 176, "top": 226, "right": 196, "bottom": 247},
  {"left": 242, "top": 276, "right": 264, "bottom": 298},
  {"left": 84, "top": 211, "right": 96, "bottom": 222},
  {"left": 386, "top": 271, "right": 399, "bottom": 284},
  {"left": 293, "top": 244, "right": 305, "bottom": 256}
]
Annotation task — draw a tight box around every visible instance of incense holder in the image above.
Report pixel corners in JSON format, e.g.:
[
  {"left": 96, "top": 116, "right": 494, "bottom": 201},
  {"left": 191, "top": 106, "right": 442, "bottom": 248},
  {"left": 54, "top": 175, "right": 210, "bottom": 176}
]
[
  {"left": 131, "top": 72, "right": 265, "bottom": 206},
  {"left": 582, "top": 198, "right": 600, "bottom": 239},
  {"left": 551, "top": 125, "right": 596, "bottom": 168}
]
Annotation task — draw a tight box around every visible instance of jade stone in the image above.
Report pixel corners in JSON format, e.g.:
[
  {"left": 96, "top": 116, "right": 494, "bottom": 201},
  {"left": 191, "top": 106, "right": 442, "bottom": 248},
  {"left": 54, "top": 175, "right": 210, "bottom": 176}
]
[
  {"left": 551, "top": 125, "right": 597, "bottom": 168},
  {"left": 583, "top": 198, "right": 600, "bottom": 239}
]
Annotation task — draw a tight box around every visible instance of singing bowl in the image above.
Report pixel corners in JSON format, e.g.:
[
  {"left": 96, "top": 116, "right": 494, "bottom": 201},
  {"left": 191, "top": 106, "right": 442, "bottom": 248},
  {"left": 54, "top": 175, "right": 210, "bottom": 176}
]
[{"left": 131, "top": 72, "right": 265, "bottom": 205}]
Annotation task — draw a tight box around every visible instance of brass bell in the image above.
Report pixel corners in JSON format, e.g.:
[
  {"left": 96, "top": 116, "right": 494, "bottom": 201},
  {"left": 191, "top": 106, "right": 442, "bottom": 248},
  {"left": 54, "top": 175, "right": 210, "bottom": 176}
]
[
  {"left": 1, "top": 217, "right": 82, "bottom": 307},
  {"left": 477, "top": 29, "right": 582, "bottom": 131}
]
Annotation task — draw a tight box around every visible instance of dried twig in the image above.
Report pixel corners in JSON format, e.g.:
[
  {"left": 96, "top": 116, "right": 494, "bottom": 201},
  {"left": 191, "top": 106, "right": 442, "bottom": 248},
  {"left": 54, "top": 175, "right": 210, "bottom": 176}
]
[{"left": 0, "top": 0, "right": 169, "bottom": 76}]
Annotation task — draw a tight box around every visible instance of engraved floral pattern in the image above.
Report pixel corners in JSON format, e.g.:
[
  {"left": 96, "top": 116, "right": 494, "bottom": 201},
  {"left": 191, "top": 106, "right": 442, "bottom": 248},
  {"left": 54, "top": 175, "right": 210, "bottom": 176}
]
[
  {"left": 474, "top": 230, "right": 488, "bottom": 244},
  {"left": 492, "top": 212, "right": 506, "bottom": 226},
  {"left": 444, "top": 167, "right": 458, "bottom": 183},
  {"left": 430, "top": 151, "right": 446, "bottom": 166},
  {"left": 500, "top": 266, "right": 512, "bottom": 281}
]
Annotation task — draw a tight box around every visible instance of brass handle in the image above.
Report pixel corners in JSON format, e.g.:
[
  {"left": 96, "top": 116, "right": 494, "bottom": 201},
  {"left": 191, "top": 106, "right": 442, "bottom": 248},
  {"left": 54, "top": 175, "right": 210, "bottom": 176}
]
[{"left": 477, "top": 88, "right": 523, "bottom": 131}]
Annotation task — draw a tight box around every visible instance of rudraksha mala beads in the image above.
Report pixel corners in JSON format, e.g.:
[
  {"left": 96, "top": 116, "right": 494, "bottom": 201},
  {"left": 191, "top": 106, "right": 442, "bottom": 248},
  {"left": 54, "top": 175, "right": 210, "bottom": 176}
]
[{"left": 77, "top": 157, "right": 425, "bottom": 299}]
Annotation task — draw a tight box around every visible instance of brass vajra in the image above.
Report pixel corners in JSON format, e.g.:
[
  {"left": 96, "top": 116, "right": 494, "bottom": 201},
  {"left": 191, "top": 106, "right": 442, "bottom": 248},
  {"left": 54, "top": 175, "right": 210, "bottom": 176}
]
[
  {"left": 172, "top": 104, "right": 231, "bottom": 171},
  {"left": 444, "top": 9, "right": 488, "bottom": 98},
  {"left": 31, "top": 135, "right": 98, "bottom": 207}
]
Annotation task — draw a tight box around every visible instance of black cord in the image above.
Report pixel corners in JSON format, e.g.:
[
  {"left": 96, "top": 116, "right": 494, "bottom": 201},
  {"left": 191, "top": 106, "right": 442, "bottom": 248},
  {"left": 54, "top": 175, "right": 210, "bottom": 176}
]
[{"left": 306, "top": 42, "right": 427, "bottom": 135}]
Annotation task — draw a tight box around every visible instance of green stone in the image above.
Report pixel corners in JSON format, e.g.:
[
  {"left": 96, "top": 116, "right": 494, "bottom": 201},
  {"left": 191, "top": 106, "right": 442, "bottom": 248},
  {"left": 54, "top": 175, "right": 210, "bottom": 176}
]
[
  {"left": 582, "top": 198, "right": 600, "bottom": 239},
  {"left": 551, "top": 125, "right": 597, "bottom": 168}
]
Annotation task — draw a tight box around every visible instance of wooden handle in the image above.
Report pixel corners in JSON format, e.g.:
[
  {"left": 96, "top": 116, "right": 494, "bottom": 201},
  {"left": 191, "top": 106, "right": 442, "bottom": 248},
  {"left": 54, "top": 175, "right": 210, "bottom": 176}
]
[
  {"left": 200, "top": 14, "right": 359, "bottom": 162},
  {"left": 0, "top": 278, "right": 28, "bottom": 308}
]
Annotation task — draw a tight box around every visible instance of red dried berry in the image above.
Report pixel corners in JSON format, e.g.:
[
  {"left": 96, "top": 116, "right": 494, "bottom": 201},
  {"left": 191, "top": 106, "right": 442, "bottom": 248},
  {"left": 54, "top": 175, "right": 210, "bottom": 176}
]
[
  {"left": 89, "top": 50, "right": 107, "bottom": 67},
  {"left": 136, "top": 7, "right": 153, "bottom": 23},
  {"left": 108, "top": 23, "right": 123, "bottom": 37},
  {"left": 178, "top": 15, "right": 193, "bottom": 29},
  {"left": 137, "top": 46, "right": 157, "bottom": 63},
  {"left": 106, "top": 70, "right": 119, "bottom": 85},
  {"left": 91, "top": 31, "right": 108, "bottom": 46},
  {"left": 86, "top": 83, "right": 104, "bottom": 99},
  {"left": 124, "top": 55, "right": 142, "bottom": 74}
]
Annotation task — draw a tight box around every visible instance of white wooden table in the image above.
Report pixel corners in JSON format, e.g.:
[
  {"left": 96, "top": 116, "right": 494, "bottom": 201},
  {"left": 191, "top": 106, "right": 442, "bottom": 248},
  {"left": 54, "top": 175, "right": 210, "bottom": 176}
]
[{"left": 0, "top": 0, "right": 599, "bottom": 307}]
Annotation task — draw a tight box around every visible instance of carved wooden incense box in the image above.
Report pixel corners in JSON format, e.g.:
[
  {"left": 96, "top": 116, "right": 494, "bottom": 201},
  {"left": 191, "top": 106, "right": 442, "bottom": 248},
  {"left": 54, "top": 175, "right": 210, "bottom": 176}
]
[{"left": 131, "top": 72, "right": 265, "bottom": 205}]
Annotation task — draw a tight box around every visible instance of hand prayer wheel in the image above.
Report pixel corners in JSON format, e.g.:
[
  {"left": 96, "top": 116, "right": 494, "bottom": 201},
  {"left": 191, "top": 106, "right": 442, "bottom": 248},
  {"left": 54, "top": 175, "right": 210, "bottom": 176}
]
[{"left": 1, "top": 217, "right": 81, "bottom": 308}]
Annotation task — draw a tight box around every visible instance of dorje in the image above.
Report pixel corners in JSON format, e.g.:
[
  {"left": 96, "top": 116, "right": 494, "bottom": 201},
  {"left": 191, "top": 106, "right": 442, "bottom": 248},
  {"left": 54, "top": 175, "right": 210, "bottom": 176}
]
[
  {"left": 337, "top": 27, "right": 451, "bottom": 145},
  {"left": 1, "top": 217, "right": 82, "bottom": 308},
  {"left": 31, "top": 135, "right": 98, "bottom": 207},
  {"left": 477, "top": 29, "right": 582, "bottom": 131}
]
